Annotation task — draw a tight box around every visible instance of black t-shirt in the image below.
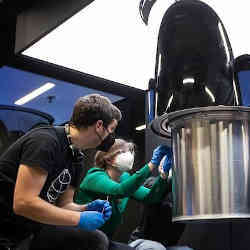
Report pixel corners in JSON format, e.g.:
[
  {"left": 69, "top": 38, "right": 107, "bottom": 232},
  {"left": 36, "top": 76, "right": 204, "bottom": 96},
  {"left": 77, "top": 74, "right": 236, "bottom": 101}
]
[{"left": 0, "top": 126, "right": 83, "bottom": 241}]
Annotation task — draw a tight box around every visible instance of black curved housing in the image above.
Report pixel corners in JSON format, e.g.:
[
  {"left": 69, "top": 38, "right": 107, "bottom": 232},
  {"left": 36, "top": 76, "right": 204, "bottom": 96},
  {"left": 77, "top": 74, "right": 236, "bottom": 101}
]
[{"left": 154, "top": 0, "right": 242, "bottom": 117}]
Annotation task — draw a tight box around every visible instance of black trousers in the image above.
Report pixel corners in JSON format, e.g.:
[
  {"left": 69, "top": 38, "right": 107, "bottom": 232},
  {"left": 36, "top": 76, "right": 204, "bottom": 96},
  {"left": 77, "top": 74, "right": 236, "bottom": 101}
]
[{"left": 29, "top": 225, "right": 134, "bottom": 250}]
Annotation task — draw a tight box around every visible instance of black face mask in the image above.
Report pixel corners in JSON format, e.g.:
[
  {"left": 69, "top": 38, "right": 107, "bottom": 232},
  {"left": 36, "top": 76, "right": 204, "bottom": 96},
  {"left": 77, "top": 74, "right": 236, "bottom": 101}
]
[{"left": 96, "top": 132, "right": 115, "bottom": 152}]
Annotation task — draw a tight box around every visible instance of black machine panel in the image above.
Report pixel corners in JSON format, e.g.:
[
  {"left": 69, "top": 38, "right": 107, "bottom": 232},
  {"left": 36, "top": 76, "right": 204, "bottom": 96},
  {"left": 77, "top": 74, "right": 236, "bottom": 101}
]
[{"left": 154, "top": 0, "right": 241, "bottom": 117}]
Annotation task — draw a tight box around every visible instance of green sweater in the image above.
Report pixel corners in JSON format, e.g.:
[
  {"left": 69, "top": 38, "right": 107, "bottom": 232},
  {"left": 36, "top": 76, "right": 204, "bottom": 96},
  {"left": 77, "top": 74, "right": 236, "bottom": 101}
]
[{"left": 74, "top": 164, "right": 168, "bottom": 238}]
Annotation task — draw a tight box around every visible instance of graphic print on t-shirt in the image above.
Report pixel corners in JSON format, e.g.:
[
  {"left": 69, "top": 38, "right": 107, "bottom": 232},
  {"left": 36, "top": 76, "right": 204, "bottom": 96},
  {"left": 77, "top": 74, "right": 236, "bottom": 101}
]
[{"left": 47, "top": 169, "right": 71, "bottom": 203}]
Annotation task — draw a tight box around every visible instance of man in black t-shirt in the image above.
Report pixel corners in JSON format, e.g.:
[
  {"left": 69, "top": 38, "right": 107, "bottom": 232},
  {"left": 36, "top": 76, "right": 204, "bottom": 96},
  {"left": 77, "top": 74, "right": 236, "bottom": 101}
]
[{"left": 0, "top": 94, "right": 122, "bottom": 250}]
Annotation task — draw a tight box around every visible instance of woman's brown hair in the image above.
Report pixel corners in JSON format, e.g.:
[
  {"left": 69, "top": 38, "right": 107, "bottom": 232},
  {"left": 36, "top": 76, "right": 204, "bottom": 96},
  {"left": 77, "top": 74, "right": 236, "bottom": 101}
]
[{"left": 95, "top": 138, "right": 135, "bottom": 169}]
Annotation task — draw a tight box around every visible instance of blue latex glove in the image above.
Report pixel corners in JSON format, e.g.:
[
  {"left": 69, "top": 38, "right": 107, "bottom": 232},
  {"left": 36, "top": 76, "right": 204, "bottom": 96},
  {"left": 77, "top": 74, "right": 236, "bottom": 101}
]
[
  {"left": 162, "top": 149, "right": 173, "bottom": 173},
  {"left": 86, "top": 199, "right": 108, "bottom": 212},
  {"left": 102, "top": 202, "right": 112, "bottom": 221},
  {"left": 151, "top": 145, "right": 171, "bottom": 166},
  {"left": 86, "top": 199, "right": 112, "bottom": 221},
  {"left": 78, "top": 211, "right": 105, "bottom": 231}
]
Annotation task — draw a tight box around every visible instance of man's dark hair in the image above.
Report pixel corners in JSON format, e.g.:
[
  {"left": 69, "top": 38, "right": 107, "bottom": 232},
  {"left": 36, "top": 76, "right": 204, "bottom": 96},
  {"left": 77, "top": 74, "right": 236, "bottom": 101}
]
[{"left": 70, "top": 94, "right": 122, "bottom": 129}]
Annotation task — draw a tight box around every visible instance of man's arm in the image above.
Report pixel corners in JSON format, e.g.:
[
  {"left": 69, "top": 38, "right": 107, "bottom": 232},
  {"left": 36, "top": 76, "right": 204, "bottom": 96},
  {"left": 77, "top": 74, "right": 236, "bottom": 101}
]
[
  {"left": 13, "top": 164, "right": 80, "bottom": 226},
  {"left": 56, "top": 185, "right": 87, "bottom": 212}
]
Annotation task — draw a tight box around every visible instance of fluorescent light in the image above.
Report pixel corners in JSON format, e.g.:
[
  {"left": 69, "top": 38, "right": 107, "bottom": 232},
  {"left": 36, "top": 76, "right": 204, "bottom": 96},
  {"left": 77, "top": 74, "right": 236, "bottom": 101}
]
[
  {"left": 183, "top": 78, "right": 195, "bottom": 85},
  {"left": 23, "top": 0, "right": 164, "bottom": 90},
  {"left": 136, "top": 124, "right": 146, "bottom": 131},
  {"left": 15, "top": 82, "right": 55, "bottom": 105}
]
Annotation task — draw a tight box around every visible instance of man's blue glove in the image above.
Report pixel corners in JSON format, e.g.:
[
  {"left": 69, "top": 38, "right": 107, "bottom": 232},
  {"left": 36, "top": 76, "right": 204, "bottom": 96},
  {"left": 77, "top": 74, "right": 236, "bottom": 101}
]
[
  {"left": 162, "top": 149, "right": 173, "bottom": 173},
  {"left": 78, "top": 211, "right": 105, "bottom": 231},
  {"left": 86, "top": 199, "right": 107, "bottom": 212},
  {"left": 151, "top": 145, "right": 171, "bottom": 166},
  {"left": 86, "top": 199, "right": 112, "bottom": 221}
]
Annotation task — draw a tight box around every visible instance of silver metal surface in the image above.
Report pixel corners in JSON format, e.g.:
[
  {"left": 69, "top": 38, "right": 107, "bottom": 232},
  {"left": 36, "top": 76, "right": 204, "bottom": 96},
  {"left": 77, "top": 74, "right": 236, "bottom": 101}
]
[{"left": 163, "top": 106, "right": 250, "bottom": 222}]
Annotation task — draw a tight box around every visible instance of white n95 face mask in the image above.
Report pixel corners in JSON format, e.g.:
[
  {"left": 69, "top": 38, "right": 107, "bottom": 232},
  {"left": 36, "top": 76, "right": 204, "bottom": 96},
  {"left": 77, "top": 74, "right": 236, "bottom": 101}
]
[{"left": 113, "top": 151, "right": 135, "bottom": 172}]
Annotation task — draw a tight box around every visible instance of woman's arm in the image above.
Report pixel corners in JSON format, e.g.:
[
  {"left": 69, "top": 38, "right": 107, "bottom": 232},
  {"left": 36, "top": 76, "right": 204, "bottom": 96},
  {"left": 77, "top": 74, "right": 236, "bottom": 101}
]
[
  {"left": 81, "top": 165, "right": 152, "bottom": 198},
  {"left": 131, "top": 176, "right": 169, "bottom": 203}
]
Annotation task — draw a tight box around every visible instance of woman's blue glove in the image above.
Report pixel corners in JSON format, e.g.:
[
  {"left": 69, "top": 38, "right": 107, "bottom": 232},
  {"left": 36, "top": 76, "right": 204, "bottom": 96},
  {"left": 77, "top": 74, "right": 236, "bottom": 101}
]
[
  {"left": 78, "top": 211, "right": 105, "bottom": 231},
  {"left": 162, "top": 148, "right": 173, "bottom": 173},
  {"left": 86, "top": 199, "right": 112, "bottom": 221},
  {"left": 151, "top": 145, "right": 171, "bottom": 166}
]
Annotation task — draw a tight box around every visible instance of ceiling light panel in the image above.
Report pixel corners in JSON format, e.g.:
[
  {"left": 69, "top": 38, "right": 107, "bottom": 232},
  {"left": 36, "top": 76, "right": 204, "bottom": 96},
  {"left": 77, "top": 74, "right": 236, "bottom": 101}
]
[{"left": 23, "top": 0, "right": 250, "bottom": 90}]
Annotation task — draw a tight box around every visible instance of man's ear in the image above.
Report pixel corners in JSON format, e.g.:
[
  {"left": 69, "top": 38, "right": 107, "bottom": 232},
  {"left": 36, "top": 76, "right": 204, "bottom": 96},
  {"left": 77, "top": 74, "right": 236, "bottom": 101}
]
[{"left": 96, "top": 120, "right": 103, "bottom": 129}]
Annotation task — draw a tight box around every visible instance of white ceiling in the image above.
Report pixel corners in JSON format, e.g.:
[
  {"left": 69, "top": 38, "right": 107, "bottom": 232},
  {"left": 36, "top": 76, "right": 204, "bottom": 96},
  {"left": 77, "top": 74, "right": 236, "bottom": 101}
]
[{"left": 23, "top": 0, "right": 250, "bottom": 90}]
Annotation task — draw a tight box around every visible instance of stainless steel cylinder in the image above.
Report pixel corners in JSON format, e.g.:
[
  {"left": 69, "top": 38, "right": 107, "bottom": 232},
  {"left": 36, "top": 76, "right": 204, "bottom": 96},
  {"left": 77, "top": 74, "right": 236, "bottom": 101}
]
[{"left": 158, "top": 106, "right": 250, "bottom": 222}]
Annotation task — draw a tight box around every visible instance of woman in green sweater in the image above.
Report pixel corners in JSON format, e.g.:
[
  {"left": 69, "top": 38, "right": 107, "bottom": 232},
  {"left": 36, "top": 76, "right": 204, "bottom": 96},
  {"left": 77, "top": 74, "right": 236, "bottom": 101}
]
[{"left": 74, "top": 139, "right": 172, "bottom": 243}]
